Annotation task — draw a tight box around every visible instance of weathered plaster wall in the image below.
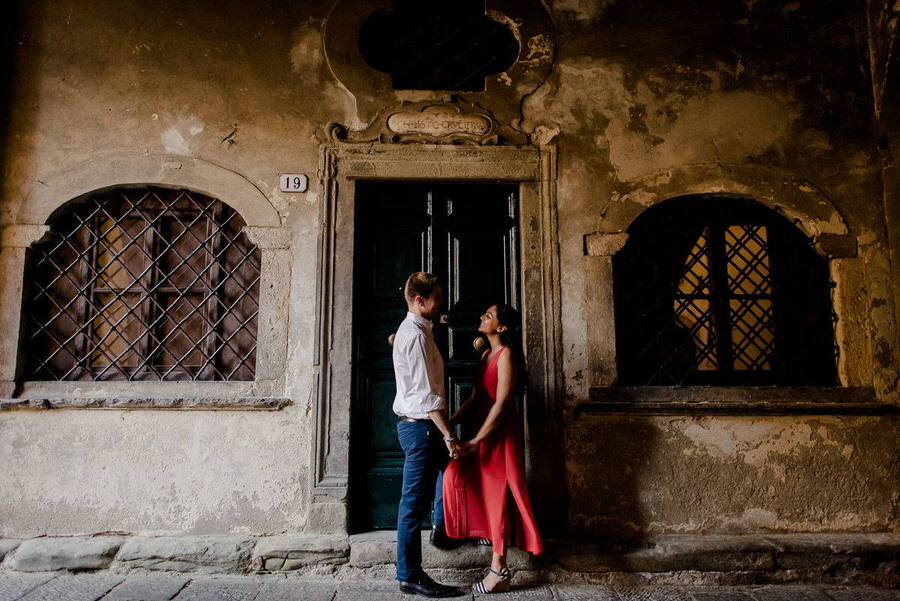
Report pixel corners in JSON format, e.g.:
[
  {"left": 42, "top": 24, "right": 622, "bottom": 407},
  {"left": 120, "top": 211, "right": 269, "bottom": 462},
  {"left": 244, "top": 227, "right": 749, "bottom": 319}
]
[
  {"left": 868, "top": 0, "right": 900, "bottom": 355},
  {"left": 0, "top": 411, "right": 308, "bottom": 538},
  {"left": 567, "top": 415, "right": 900, "bottom": 536},
  {"left": 523, "top": 0, "right": 900, "bottom": 536},
  {"left": 0, "top": 0, "right": 341, "bottom": 537},
  {"left": 0, "top": 0, "right": 897, "bottom": 540}
]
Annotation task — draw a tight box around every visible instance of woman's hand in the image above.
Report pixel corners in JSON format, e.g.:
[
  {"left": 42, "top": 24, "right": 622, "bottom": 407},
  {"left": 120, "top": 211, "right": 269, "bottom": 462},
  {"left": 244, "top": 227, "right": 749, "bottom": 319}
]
[{"left": 457, "top": 440, "right": 478, "bottom": 457}]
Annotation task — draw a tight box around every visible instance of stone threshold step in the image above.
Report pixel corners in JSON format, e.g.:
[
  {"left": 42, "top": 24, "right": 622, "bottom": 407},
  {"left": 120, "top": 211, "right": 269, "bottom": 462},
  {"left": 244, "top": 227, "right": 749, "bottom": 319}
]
[{"left": 350, "top": 531, "right": 900, "bottom": 574}]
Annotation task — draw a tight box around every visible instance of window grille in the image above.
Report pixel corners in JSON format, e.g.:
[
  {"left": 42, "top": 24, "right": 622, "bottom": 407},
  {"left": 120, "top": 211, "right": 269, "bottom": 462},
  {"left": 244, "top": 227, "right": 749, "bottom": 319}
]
[
  {"left": 21, "top": 187, "right": 260, "bottom": 381},
  {"left": 614, "top": 196, "right": 837, "bottom": 386},
  {"left": 358, "top": 0, "right": 520, "bottom": 91}
]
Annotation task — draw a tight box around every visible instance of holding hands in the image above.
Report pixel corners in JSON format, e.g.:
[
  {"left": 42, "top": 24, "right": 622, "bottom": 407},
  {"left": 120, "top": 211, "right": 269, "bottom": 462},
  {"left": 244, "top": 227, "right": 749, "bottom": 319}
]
[
  {"left": 444, "top": 438, "right": 461, "bottom": 459},
  {"left": 444, "top": 437, "right": 477, "bottom": 459}
]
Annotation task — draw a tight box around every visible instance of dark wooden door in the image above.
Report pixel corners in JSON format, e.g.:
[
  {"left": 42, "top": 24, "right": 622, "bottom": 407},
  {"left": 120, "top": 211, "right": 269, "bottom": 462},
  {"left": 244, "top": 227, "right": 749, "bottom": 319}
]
[{"left": 350, "top": 181, "right": 519, "bottom": 531}]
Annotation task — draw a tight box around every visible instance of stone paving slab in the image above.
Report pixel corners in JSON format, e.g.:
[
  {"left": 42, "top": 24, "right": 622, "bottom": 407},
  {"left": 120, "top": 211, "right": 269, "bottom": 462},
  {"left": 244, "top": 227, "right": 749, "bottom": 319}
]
[
  {"left": 170, "top": 576, "right": 262, "bottom": 601},
  {"left": 821, "top": 590, "right": 879, "bottom": 601},
  {"left": 102, "top": 574, "right": 190, "bottom": 600},
  {"left": 253, "top": 578, "right": 336, "bottom": 601},
  {"left": 616, "top": 587, "right": 693, "bottom": 601},
  {"left": 823, "top": 587, "right": 900, "bottom": 601},
  {"left": 746, "top": 586, "right": 830, "bottom": 601},
  {"left": 3, "top": 574, "right": 900, "bottom": 601},
  {"left": 0, "top": 573, "right": 56, "bottom": 601},
  {"left": 554, "top": 584, "right": 622, "bottom": 600},
  {"left": 17, "top": 573, "right": 124, "bottom": 601},
  {"left": 688, "top": 589, "right": 756, "bottom": 601},
  {"left": 494, "top": 585, "right": 555, "bottom": 599},
  {"left": 335, "top": 580, "right": 472, "bottom": 601}
]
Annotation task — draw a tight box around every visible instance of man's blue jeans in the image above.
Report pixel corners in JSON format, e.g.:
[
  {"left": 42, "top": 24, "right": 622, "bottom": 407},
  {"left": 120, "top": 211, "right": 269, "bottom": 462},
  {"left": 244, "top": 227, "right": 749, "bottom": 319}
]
[{"left": 396, "top": 420, "right": 446, "bottom": 582}]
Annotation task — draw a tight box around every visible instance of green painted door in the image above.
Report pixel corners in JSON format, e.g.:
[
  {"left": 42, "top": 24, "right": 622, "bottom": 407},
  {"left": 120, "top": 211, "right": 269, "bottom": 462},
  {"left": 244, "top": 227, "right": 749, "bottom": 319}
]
[{"left": 350, "top": 181, "right": 520, "bottom": 531}]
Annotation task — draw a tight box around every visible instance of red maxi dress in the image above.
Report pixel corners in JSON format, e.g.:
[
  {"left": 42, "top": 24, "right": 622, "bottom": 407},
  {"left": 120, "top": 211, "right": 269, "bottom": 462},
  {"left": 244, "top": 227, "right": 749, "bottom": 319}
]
[{"left": 442, "top": 346, "right": 543, "bottom": 556}]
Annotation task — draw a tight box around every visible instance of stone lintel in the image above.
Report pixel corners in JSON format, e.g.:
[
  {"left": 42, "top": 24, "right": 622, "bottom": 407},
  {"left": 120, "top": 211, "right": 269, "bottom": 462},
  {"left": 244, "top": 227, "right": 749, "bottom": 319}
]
[
  {"left": 242, "top": 226, "right": 291, "bottom": 249},
  {"left": 0, "top": 397, "right": 292, "bottom": 411},
  {"left": 584, "top": 232, "right": 629, "bottom": 257},
  {"left": 0, "top": 224, "right": 50, "bottom": 248},
  {"left": 581, "top": 386, "right": 894, "bottom": 415}
]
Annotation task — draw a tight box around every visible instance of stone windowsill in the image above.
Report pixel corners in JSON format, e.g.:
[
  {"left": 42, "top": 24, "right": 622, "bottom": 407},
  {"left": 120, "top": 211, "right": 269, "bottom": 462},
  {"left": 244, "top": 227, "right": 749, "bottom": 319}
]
[
  {"left": 0, "top": 397, "right": 292, "bottom": 411},
  {"left": 580, "top": 386, "right": 896, "bottom": 415}
]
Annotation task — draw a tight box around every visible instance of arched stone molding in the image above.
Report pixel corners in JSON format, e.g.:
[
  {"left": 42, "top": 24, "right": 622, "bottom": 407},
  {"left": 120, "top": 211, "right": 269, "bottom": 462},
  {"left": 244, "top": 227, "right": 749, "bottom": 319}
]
[
  {"left": 17, "top": 152, "right": 281, "bottom": 227},
  {"left": 323, "top": 0, "right": 556, "bottom": 129},
  {"left": 1, "top": 154, "right": 291, "bottom": 404},
  {"left": 588, "top": 163, "right": 855, "bottom": 258},
  {"left": 582, "top": 163, "right": 866, "bottom": 391}
]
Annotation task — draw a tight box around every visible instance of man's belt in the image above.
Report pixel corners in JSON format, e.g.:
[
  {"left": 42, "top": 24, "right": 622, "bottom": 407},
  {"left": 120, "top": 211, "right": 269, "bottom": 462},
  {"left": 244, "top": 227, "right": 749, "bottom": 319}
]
[{"left": 397, "top": 415, "right": 429, "bottom": 423}]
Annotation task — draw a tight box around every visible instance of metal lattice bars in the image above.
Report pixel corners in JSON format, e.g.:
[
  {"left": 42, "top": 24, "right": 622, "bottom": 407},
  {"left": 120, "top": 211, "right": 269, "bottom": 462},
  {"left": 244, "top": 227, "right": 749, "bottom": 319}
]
[
  {"left": 614, "top": 196, "right": 838, "bottom": 387},
  {"left": 23, "top": 187, "right": 260, "bottom": 381}
]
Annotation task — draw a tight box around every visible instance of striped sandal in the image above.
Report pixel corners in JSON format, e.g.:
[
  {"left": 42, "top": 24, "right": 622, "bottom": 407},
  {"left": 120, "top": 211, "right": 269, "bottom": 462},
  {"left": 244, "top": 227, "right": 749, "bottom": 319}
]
[
  {"left": 476, "top": 538, "right": 492, "bottom": 546},
  {"left": 472, "top": 566, "right": 511, "bottom": 594}
]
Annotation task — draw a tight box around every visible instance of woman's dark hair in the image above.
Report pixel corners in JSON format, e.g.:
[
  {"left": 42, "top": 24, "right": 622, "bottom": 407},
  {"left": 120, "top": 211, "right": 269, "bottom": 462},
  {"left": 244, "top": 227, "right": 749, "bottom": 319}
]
[{"left": 494, "top": 303, "right": 527, "bottom": 392}]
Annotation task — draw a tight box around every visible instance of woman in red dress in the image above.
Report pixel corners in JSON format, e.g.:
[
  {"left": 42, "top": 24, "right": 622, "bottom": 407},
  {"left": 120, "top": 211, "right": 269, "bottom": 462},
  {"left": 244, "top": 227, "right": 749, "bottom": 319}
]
[{"left": 443, "top": 304, "right": 543, "bottom": 594}]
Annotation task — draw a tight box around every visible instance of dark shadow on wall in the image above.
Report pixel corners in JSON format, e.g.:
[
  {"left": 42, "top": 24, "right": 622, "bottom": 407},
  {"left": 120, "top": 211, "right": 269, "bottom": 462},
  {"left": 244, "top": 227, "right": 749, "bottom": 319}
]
[
  {"left": 566, "top": 415, "right": 659, "bottom": 567},
  {"left": 0, "top": 2, "right": 33, "bottom": 214}
]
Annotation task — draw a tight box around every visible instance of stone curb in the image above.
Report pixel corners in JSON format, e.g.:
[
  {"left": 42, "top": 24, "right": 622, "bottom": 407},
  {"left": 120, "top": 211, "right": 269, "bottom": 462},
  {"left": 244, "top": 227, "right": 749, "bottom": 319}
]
[
  {"left": 0, "top": 533, "right": 895, "bottom": 587},
  {"left": 0, "top": 540, "right": 21, "bottom": 563},
  {"left": 114, "top": 536, "right": 255, "bottom": 573},
  {"left": 3, "top": 536, "right": 123, "bottom": 571},
  {"left": 251, "top": 534, "right": 350, "bottom": 571}
]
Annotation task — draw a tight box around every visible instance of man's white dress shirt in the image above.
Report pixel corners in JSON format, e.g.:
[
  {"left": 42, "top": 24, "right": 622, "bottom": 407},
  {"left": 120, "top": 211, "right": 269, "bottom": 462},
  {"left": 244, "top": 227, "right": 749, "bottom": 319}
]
[{"left": 392, "top": 312, "right": 446, "bottom": 419}]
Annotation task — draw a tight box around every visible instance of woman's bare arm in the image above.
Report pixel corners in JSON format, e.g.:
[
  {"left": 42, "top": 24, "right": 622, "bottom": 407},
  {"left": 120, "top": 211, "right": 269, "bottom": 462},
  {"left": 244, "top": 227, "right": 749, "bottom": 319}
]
[
  {"left": 449, "top": 387, "right": 476, "bottom": 425},
  {"left": 465, "top": 350, "right": 516, "bottom": 447}
]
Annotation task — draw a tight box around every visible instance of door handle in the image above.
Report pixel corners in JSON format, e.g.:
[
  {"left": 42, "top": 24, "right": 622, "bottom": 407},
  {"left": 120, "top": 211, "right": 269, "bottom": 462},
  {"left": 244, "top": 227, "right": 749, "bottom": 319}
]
[
  {"left": 473, "top": 336, "right": 486, "bottom": 351},
  {"left": 388, "top": 334, "right": 395, "bottom": 347},
  {"left": 439, "top": 313, "right": 450, "bottom": 325}
]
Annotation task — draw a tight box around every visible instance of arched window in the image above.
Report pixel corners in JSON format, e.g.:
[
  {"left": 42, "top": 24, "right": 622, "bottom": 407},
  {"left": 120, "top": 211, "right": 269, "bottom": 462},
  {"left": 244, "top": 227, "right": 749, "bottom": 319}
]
[
  {"left": 358, "top": 0, "right": 519, "bottom": 91},
  {"left": 614, "top": 196, "right": 837, "bottom": 386},
  {"left": 21, "top": 187, "right": 260, "bottom": 381}
]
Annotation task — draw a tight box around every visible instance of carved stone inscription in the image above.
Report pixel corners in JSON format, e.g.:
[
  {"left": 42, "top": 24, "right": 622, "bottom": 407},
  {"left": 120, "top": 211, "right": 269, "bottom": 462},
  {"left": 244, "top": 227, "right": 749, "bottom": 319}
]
[{"left": 387, "top": 106, "right": 492, "bottom": 138}]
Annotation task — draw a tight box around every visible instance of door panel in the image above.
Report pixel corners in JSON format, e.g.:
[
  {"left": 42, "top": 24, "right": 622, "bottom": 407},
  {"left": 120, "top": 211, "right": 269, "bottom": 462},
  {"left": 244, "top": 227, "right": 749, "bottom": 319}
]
[{"left": 351, "top": 182, "right": 519, "bottom": 531}]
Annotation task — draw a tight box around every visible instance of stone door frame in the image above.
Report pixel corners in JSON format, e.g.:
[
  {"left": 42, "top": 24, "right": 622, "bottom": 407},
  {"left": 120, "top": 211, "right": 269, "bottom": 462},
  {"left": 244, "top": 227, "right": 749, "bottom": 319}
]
[{"left": 309, "top": 142, "right": 566, "bottom": 533}]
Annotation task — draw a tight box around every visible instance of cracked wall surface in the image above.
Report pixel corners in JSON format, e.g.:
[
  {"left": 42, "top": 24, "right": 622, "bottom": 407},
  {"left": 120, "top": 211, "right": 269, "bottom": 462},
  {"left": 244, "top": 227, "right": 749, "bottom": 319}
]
[{"left": 0, "top": 0, "right": 897, "bottom": 539}]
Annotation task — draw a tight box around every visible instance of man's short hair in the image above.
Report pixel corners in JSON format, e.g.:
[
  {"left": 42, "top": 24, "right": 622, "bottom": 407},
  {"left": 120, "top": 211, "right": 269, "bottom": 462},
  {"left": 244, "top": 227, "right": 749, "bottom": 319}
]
[{"left": 404, "top": 272, "right": 440, "bottom": 303}]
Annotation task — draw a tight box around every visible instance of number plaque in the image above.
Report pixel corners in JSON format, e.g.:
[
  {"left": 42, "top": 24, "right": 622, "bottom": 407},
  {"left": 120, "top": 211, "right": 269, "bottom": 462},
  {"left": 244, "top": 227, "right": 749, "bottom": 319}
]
[{"left": 279, "top": 174, "right": 308, "bottom": 193}]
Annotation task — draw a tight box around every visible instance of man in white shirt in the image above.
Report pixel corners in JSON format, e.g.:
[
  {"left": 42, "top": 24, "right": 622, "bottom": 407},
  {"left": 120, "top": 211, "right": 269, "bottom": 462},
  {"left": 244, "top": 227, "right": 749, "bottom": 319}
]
[{"left": 393, "top": 272, "right": 462, "bottom": 598}]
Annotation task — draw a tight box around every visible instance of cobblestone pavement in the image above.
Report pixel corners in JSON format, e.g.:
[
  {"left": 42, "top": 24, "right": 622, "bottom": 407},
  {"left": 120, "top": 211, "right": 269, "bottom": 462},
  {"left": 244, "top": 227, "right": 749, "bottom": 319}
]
[{"left": 1, "top": 574, "right": 898, "bottom": 601}]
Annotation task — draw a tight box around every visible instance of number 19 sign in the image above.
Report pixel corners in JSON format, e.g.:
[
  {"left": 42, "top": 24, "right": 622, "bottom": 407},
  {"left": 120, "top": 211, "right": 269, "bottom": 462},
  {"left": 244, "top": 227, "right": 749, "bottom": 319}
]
[{"left": 279, "top": 173, "right": 309, "bottom": 193}]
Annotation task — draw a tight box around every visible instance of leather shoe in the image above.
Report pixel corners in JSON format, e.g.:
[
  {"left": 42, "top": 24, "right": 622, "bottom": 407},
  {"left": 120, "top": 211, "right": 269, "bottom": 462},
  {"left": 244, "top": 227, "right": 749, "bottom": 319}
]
[
  {"left": 399, "top": 571, "right": 463, "bottom": 597},
  {"left": 429, "top": 525, "right": 462, "bottom": 550}
]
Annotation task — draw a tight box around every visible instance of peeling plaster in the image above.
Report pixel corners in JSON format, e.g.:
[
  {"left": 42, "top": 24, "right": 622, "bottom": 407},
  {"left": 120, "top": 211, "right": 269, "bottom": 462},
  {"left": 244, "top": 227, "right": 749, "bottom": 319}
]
[
  {"left": 160, "top": 115, "right": 205, "bottom": 157},
  {"left": 290, "top": 23, "right": 324, "bottom": 74}
]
